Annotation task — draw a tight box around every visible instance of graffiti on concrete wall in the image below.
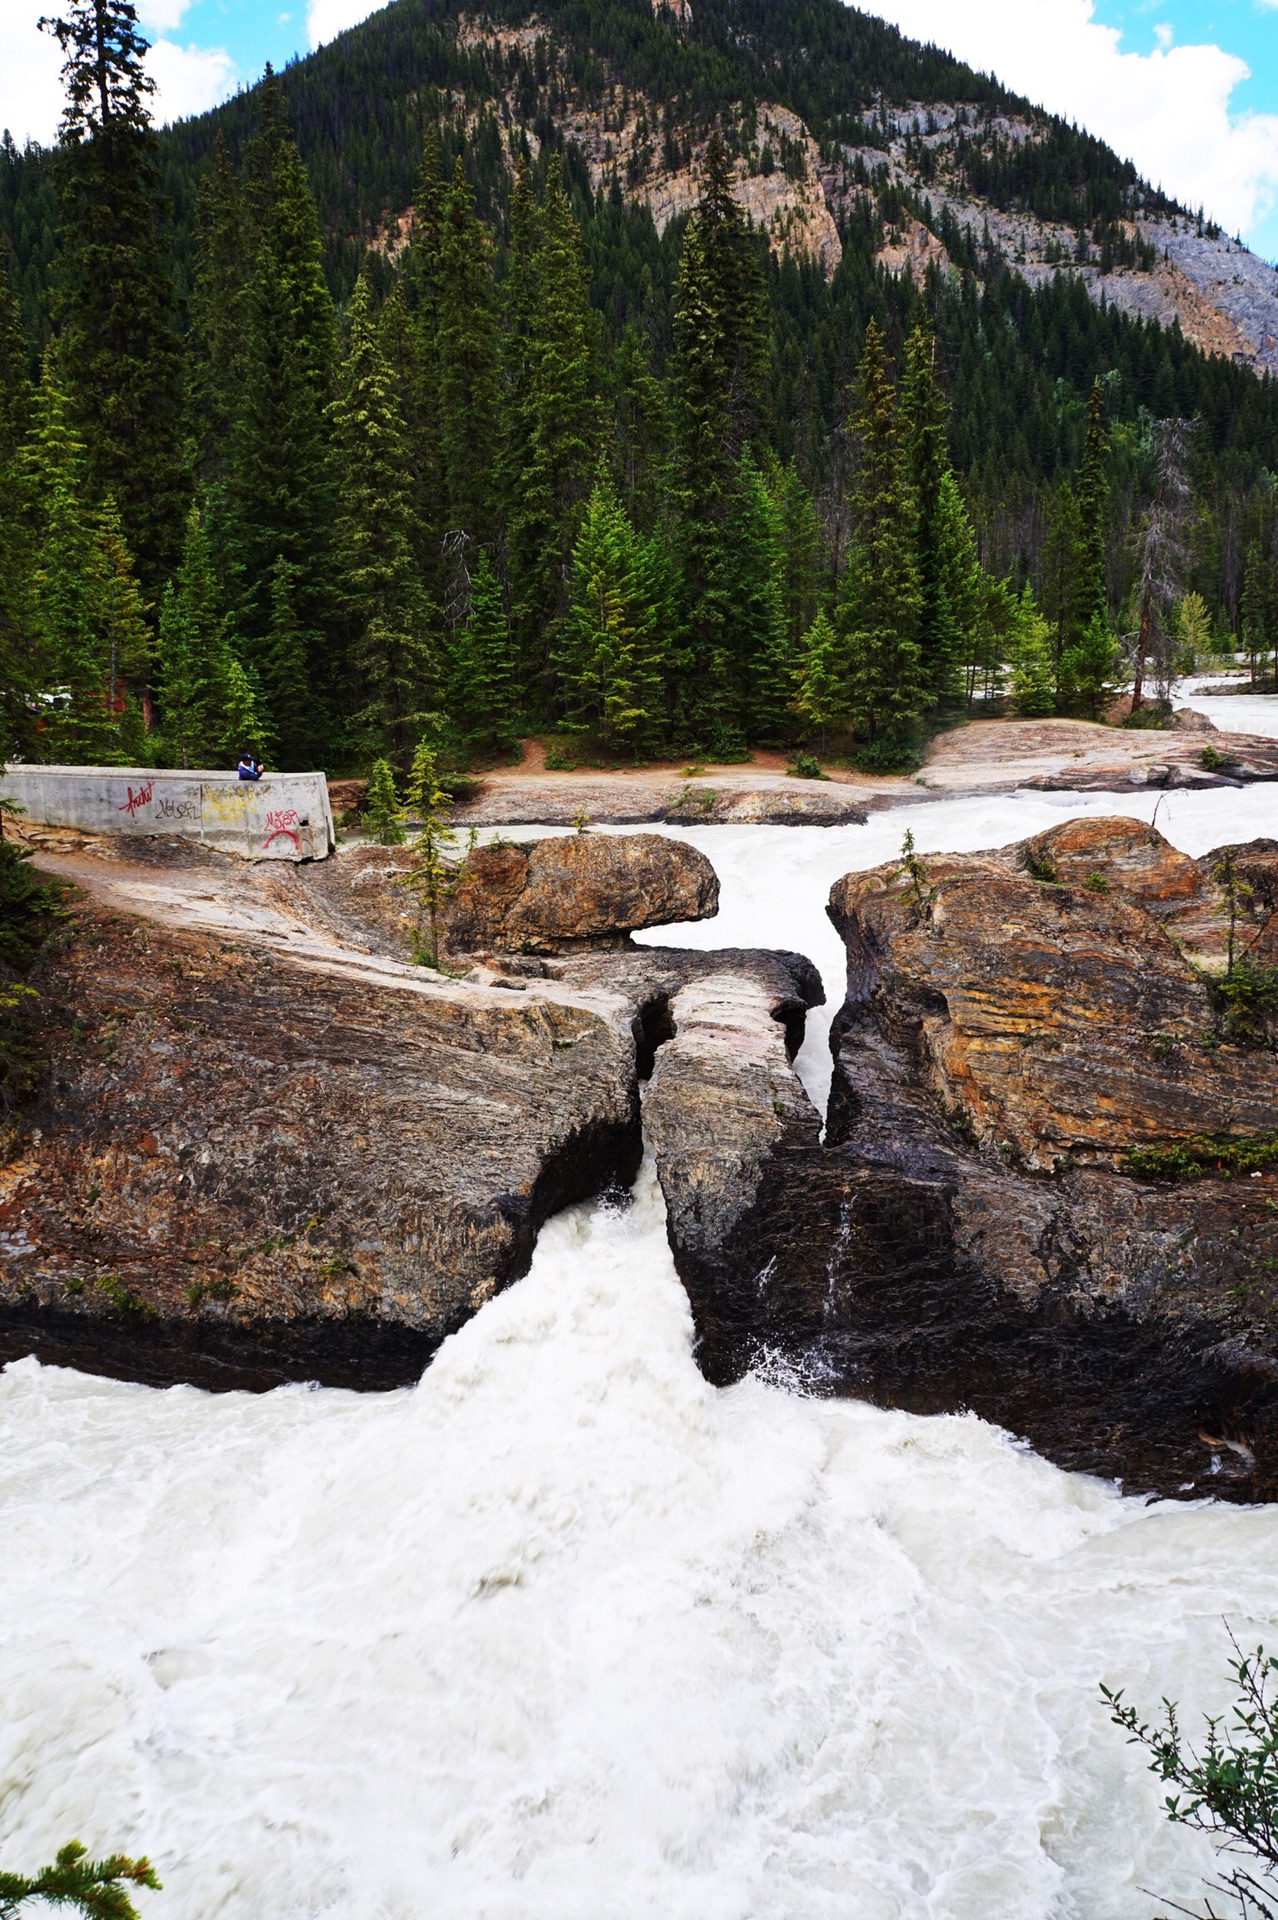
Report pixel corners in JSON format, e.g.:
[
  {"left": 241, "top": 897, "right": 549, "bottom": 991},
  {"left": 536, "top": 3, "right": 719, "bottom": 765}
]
[{"left": 117, "top": 780, "right": 155, "bottom": 820}]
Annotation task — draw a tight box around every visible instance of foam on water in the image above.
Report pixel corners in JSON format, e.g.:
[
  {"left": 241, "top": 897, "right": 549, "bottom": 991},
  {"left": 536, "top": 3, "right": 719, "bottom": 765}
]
[{"left": 4, "top": 787, "right": 1278, "bottom": 1918}]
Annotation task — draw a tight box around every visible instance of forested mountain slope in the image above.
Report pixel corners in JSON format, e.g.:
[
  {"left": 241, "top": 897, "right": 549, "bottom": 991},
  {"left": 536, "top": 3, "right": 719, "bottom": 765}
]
[{"left": 2, "top": 0, "right": 1277, "bottom": 779}]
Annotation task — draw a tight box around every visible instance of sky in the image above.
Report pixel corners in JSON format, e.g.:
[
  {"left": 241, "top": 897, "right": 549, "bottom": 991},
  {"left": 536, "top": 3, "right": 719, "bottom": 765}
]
[{"left": 2, "top": 0, "right": 1277, "bottom": 263}]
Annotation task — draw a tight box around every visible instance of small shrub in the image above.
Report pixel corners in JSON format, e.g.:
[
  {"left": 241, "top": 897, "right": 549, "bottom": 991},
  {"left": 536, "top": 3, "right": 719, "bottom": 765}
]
[
  {"left": 1024, "top": 851, "right": 1059, "bottom": 885},
  {"left": 1200, "top": 743, "right": 1241, "bottom": 772},
  {"left": 1083, "top": 871, "right": 1110, "bottom": 893},
  {"left": 854, "top": 734, "right": 924, "bottom": 776},
  {"left": 1102, "top": 1633, "right": 1278, "bottom": 1920},
  {"left": 1124, "top": 1133, "right": 1278, "bottom": 1180},
  {"left": 543, "top": 736, "right": 581, "bottom": 771},
  {"left": 93, "top": 1273, "right": 158, "bottom": 1320},
  {"left": 786, "top": 751, "right": 827, "bottom": 780}
]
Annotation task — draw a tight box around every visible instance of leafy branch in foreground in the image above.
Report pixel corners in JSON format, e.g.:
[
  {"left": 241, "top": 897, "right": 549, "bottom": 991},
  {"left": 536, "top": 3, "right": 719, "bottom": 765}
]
[
  {"left": 1102, "top": 1632, "right": 1278, "bottom": 1917},
  {"left": 0, "top": 1839, "right": 159, "bottom": 1920}
]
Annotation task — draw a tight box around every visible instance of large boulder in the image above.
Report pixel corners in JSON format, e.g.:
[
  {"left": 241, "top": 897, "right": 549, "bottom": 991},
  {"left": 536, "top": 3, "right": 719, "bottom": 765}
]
[
  {"left": 670, "top": 818, "right": 1278, "bottom": 1501},
  {"left": 440, "top": 832, "right": 719, "bottom": 954}
]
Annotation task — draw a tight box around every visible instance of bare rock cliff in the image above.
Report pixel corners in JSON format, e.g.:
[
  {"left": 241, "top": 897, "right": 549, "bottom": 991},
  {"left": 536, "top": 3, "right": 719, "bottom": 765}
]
[{"left": 672, "top": 818, "right": 1278, "bottom": 1500}]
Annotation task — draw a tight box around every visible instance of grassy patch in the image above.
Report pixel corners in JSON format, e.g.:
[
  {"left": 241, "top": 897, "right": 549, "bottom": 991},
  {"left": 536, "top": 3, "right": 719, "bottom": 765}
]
[{"left": 1124, "top": 1133, "right": 1278, "bottom": 1181}]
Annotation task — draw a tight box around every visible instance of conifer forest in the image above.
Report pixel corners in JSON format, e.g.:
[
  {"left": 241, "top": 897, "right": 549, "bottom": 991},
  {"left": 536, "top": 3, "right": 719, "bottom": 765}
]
[{"left": 3, "top": 0, "right": 1278, "bottom": 778}]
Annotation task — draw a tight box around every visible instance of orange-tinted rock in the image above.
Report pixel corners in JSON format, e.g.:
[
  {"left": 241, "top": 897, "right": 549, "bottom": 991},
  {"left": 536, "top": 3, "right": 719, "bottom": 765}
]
[
  {"left": 673, "top": 818, "right": 1278, "bottom": 1502},
  {"left": 441, "top": 832, "right": 719, "bottom": 954}
]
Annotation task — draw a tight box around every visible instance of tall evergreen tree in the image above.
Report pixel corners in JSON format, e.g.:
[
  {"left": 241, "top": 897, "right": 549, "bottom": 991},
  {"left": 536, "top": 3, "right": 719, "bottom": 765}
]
[
  {"left": 507, "top": 160, "right": 602, "bottom": 693},
  {"left": 329, "top": 270, "right": 438, "bottom": 765},
  {"left": 903, "top": 316, "right": 975, "bottom": 709},
  {"left": 400, "top": 128, "right": 448, "bottom": 595},
  {"left": 446, "top": 548, "right": 516, "bottom": 760},
  {"left": 187, "top": 132, "right": 248, "bottom": 484},
  {"left": 229, "top": 68, "right": 337, "bottom": 730},
  {"left": 791, "top": 609, "right": 849, "bottom": 748},
  {"left": 262, "top": 556, "right": 316, "bottom": 768},
  {"left": 556, "top": 476, "right": 666, "bottom": 757},
  {"left": 1040, "top": 480, "right": 1089, "bottom": 678},
  {"left": 1076, "top": 376, "right": 1110, "bottom": 624},
  {"left": 436, "top": 158, "right": 501, "bottom": 553},
  {"left": 838, "top": 319, "right": 924, "bottom": 757},
  {"left": 669, "top": 132, "right": 770, "bottom": 749},
  {"left": 155, "top": 502, "right": 260, "bottom": 768},
  {"left": 41, "top": 0, "right": 186, "bottom": 597},
  {"left": 0, "top": 247, "right": 38, "bottom": 755}
]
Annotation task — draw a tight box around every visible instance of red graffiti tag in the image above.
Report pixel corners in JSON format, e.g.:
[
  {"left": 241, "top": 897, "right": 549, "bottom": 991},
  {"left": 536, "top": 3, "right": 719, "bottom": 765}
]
[
  {"left": 117, "top": 780, "right": 154, "bottom": 819},
  {"left": 262, "top": 806, "right": 301, "bottom": 852}
]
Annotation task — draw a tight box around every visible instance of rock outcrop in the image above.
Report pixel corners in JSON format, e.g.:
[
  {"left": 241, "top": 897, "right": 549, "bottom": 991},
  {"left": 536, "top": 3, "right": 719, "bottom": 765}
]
[
  {"left": 0, "top": 832, "right": 820, "bottom": 1392},
  {"left": 669, "top": 818, "right": 1278, "bottom": 1500},
  {"left": 440, "top": 833, "right": 719, "bottom": 954}
]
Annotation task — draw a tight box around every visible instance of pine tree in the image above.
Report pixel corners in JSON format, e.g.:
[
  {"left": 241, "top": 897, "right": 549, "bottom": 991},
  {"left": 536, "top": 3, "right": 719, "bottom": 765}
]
[
  {"left": 0, "top": 246, "right": 37, "bottom": 755},
  {"left": 229, "top": 70, "right": 337, "bottom": 726},
  {"left": 839, "top": 319, "right": 924, "bottom": 759},
  {"left": 262, "top": 556, "right": 316, "bottom": 768},
  {"left": 446, "top": 548, "right": 516, "bottom": 760},
  {"left": 1005, "top": 583, "right": 1056, "bottom": 716},
  {"left": 1076, "top": 377, "right": 1110, "bottom": 625},
  {"left": 611, "top": 321, "right": 670, "bottom": 533},
  {"left": 791, "top": 609, "right": 849, "bottom": 749},
  {"left": 669, "top": 131, "right": 770, "bottom": 750},
  {"left": 727, "top": 454, "right": 791, "bottom": 744},
  {"left": 156, "top": 501, "right": 261, "bottom": 767},
  {"left": 933, "top": 470, "right": 985, "bottom": 707},
  {"left": 1040, "top": 480, "right": 1088, "bottom": 683},
  {"left": 556, "top": 476, "right": 666, "bottom": 757},
  {"left": 41, "top": 0, "right": 186, "bottom": 597},
  {"left": 1059, "top": 611, "right": 1120, "bottom": 719},
  {"left": 188, "top": 132, "right": 248, "bottom": 485},
  {"left": 402, "top": 127, "right": 448, "bottom": 597},
  {"left": 89, "top": 494, "right": 151, "bottom": 754},
  {"left": 507, "top": 160, "right": 602, "bottom": 690},
  {"left": 363, "top": 757, "right": 404, "bottom": 844},
  {"left": 20, "top": 352, "right": 129, "bottom": 764},
  {"left": 436, "top": 158, "right": 501, "bottom": 551},
  {"left": 329, "top": 269, "right": 438, "bottom": 765},
  {"left": 903, "top": 315, "right": 962, "bottom": 707}
]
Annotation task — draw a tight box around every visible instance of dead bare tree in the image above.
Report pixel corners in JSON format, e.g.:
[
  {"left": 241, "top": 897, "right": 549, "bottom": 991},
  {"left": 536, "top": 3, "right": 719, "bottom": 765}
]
[{"left": 1130, "top": 417, "right": 1195, "bottom": 712}]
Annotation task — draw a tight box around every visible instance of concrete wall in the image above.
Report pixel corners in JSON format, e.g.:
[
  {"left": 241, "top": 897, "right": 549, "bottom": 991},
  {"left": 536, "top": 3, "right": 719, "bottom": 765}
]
[{"left": 0, "top": 766, "right": 335, "bottom": 861}]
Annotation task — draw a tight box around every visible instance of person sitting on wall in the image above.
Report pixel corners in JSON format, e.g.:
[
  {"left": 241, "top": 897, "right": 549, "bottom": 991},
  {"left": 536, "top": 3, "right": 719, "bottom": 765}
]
[{"left": 237, "top": 754, "right": 263, "bottom": 781}]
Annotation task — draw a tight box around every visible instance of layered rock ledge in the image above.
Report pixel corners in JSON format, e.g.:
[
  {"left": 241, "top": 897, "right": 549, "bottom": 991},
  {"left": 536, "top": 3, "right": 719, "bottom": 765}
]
[
  {"left": 0, "top": 829, "right": 819, "bottom": 1391},
  {"left": 669, "top": 817, "right": 1278, "bottom": 1500}
]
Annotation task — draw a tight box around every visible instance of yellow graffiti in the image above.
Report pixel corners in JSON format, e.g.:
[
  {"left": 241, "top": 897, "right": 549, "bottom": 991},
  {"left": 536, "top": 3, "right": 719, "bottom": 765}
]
[{"left": 201, "top": 783, "right": 253, "bottom": 823}]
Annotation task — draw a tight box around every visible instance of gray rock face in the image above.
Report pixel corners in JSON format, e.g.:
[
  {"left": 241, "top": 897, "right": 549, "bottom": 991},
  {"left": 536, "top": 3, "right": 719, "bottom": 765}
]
[{"left": 665, "top": 819, "right": 1278, "bottom": 1501}]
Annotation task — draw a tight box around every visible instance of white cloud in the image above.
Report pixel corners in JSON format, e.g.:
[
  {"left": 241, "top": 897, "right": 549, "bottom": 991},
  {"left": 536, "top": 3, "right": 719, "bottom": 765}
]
[
  {"left": 146, "top": 37, "right": 238, "bottom": 125},
  {"left": 137, "top": 0, "right": 193, "bottom": 32},
  {"left": 0, "top": 2, "right": 235, "bottom": 145},
  {"left": 306, "top": 0, "right": 384, "bottom": 49},
  {"left": 0, "top": 4, "right": 66, "bottom": 147},
  {"left": 867, "top": 0, "right": 1278, "bottom": 246}
]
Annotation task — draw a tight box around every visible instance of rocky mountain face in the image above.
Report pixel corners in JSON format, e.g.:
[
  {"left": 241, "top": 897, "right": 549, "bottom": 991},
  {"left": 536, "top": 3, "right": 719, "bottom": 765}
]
[
  {"left": 669, "top": 818, "right": 1278, "bottom": 1501},
  {"left": 435, "top": 12, "right": 1278, "bottom": 374}
]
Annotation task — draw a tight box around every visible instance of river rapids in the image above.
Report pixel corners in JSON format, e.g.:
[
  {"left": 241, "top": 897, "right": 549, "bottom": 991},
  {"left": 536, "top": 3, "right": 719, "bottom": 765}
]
[{"left": 3, "top": 742, "right": 1278, "bottom": 1918}]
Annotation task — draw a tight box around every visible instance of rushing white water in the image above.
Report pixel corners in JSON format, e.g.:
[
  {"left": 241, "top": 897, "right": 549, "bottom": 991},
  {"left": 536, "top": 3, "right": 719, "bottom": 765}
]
[
  {"left": 4, "top": 788, "right": 1278, "bottom": 1920},
  {"left": 1175, "top": 677, "right": 1278, "bottom": 739}
]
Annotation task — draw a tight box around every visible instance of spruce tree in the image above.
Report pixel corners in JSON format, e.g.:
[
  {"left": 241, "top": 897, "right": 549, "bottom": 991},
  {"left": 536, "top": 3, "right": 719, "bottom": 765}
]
[
  {"left": 229, "top": 70, "right": 337, "bottom": 728},
  {"left": 262, "top": 556, "right": 316, "bottom": 768},
  {"left": 156, "top": 502, "right": 261, "bottom": 768},
  {"left": 727, "top": 454, "right": 791, "bottom": 744},
  {"left": 188, "top": 132, "right": 248, "bottom": 485},
  {"left": 403, "top": 128, "right": 448, "bottom": 597},
  {"left": 903, "top": 316, "right": 975, "bottom": 709},
  {"left": 89, "top": 494, "right": 151, "bottom": 755},
  {"left": 610, "top": 321, "right": 670, "bottom": 533},
  {"left": 446, "top": 548, "right": 516, "bottom": 760},
  {"left": 669, "top": 132, "right": 770, "bottom": 750},
  {"left": 20, "top": 353, "right": 128, "bottom": 764},
  {"left": 556, "top": 476, "right": 665, "bottom": 758},
  {"left": 1076, "top": 377, "right": 1110, "bottom": 625},
  {"left": 41, "top": 0, "right": 186, "bottom": 597},
  {"left": 791, "top": 609, "right": 849, "bottom": 750},
  {"left": 839, "top": 319, "right": 924, "bottom": 759},
  {"left": 1040, "top": 481, "right": 1088, "bottom": 683},
  {"left": 0, "top": 247, "right": 37, "bottom": 755},
  {"left": 507, "top": 161, "right": 601, "bottom": 691},
  {"left": 329, "top": 269, "right": 438, "bottom": 765},
  {"left": 436, "top": 158, "right": 501, "bottom": 551}
]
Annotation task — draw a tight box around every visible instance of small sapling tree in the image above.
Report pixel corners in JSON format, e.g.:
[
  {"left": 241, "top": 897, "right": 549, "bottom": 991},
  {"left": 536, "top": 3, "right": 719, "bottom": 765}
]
[
  {"left": 363, "top": 758, "right": 404, "bottom": 845},
  {"left": 1103, "top": 1632, "right": 1278, "bottom": 1918},
  {"left": 400, "top": 737, "right": 472, "bottom": 967}
]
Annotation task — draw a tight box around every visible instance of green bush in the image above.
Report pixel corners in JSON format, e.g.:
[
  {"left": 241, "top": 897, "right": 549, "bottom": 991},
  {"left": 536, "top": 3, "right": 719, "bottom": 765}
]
[
  {"left": 786, "top": 751, "right": 827, "bottom": 780},
  {"left": 854, "top": 733, "right": 924, "bottom": 775},
  {"left": 1124, "top": 1132, "right": 1278, "bottom": 1180}
]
